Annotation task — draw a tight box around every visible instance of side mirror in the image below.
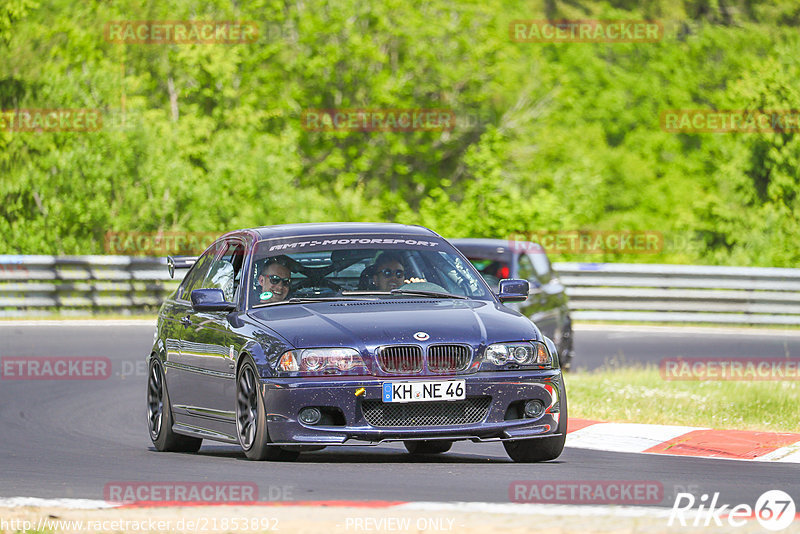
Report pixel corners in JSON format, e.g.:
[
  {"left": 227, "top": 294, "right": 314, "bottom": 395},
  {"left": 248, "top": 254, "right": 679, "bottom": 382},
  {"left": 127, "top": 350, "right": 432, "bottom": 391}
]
[
  {"left": 498, "top": 279, "right": 529, "bottom": 302},
  {"left": 190, "top": 289, "right": 236, "bottom": 312},
  {"left": 166, "top": 255, "right": 197, "bottom": 279}
]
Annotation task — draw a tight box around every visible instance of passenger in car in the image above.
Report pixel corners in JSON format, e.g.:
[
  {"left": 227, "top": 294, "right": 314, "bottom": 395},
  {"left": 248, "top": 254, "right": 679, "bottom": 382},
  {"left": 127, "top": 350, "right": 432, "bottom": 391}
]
[
  {"left": 371, "top": 251, "right": 425, "bottom": 291},
  {"left": 257, "top": 255, "right": 292, "bottom": 302},
  {"left": 372, "top": 252, "right": 405, "bottom": 291}
]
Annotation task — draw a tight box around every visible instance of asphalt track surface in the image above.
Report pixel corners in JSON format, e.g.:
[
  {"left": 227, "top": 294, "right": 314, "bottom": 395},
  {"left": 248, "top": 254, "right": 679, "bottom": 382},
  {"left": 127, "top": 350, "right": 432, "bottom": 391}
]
[{"left": 0, "top": 322, "right": 798, "bottom": 509}]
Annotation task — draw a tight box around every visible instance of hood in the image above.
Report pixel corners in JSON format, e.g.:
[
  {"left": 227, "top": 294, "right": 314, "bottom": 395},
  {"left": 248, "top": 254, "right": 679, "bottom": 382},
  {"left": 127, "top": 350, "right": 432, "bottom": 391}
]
[{"left": 247, "top": 298, "right": 540, "bottom": 352}]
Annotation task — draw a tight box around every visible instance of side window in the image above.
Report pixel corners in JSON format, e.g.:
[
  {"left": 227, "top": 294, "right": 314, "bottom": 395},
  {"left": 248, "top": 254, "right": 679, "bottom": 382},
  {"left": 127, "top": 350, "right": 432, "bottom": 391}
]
[
  {"left": 223, "top": 242, "right": 246, "bottom": 295},
  {"left": 529, "top": 252, "right": 553, "bottom": 284},
  {"left": 517, "top": 253, "right": 537, "bottom": 282},
  {"left": 178, "top": 250, "right": 216, "bottom": 301},
  {"left": 203, "top": 240, "right": 246, "bottom": 302}
]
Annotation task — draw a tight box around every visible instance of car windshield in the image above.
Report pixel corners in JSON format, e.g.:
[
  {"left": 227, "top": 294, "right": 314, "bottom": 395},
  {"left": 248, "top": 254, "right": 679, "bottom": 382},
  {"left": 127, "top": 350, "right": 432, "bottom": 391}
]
[
  {"left": 462, "top": 256, "right": 510, "bottom": 290},
  {"left": 249, "top": 235, "right": 492, "bottom": 307}
]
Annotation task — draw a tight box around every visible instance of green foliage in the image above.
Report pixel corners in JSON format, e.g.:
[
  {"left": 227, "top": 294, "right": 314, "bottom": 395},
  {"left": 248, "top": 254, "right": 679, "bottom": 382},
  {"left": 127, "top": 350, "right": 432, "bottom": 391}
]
[{"left": 0, "top": 0, "right": 798, "bottom": 265}]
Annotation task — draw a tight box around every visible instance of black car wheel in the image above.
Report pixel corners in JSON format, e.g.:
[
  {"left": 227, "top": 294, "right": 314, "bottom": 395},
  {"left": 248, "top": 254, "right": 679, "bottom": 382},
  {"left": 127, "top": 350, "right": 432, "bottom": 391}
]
[
  {"left": 236, "top": 359, "right": 299, "bottom": 461},
  {"left": 503, "top": 380, "right": 567, "bottom": 463},
  {"left": 147, "top": 359, "right": 202, "bottom": 453},
  {"left": 404, "top": 440, "right": 453, "bottom": 454}
]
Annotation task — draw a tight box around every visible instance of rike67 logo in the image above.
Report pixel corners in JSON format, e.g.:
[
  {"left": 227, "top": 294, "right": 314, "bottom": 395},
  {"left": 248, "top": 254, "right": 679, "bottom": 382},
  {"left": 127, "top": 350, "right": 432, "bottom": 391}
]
[{"left": 669, "top": 490, "right": 795, "bottom": 531}]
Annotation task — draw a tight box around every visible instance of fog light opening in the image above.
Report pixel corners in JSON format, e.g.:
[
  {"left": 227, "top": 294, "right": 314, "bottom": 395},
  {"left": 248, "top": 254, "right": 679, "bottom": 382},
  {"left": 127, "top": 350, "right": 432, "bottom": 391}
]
[
  {"left": 523, "top": 399, "right": 545, "bottom": 419},
  {"left": 299, "top": 407, "right": 322, "bottom": 425}
]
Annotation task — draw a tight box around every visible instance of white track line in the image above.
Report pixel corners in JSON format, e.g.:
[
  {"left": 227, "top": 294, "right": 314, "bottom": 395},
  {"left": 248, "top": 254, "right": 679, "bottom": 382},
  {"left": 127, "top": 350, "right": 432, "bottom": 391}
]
[
  {"left": 566, "top": 423, "right": 705, "bottom": 454},
  {"left": 0, "top": 497, "right": 675, "bottom": 518},
  {"left": 756, "top": 441, "right": 800, "bottom": 463},
  {"left": 398, "top": 501, "right": 675, "bottom": 518},
  {"left": 0, "top": 320, "right": 156, "bottom": 327},
  {"left": 0, "top": 497, "right": 116, "bottom": 509},
  {"left": 565, "top": 423, "right": 800, "bottom": 463}
]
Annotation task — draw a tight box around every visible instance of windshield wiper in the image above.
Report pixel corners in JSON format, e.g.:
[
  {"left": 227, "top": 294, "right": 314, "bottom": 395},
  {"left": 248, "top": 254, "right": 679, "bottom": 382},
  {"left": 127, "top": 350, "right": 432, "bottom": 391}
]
[
  {"left": 389, "top": 289, "right": 467, "bottom": 299},
  {"left": 251, "top": 297, "right": 378, "bottom": 309}
]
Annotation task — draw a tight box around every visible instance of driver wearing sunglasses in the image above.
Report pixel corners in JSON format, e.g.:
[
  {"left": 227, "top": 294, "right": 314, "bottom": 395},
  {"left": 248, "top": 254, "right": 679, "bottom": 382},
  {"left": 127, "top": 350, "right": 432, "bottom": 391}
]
[
  {"left": 371, "top": 251, "right": 424, "bottom": 291},
  {"left": 257, "top": 255, "right": 292, "bottom": 302}
]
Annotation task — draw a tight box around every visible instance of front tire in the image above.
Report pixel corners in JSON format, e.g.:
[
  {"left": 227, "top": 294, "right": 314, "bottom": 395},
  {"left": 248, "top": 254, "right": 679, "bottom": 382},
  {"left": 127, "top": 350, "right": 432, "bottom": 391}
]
[
  {"left": 147, "top": 359, "right": 202, "bottom": 453},
  {"left": 404, "top": 440, "right": 453, "bottom": 454},
  {"left": 504, "top": 380, "right": 567, "bottom": 463},
  {"left": 236, "top": 359, "right": 299, "bottom": 461}
]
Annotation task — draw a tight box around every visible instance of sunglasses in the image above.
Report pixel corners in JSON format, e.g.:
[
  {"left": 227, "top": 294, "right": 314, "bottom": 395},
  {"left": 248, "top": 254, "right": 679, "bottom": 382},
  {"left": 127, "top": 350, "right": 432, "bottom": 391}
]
[
  {"left": 267, "top": 274, "right": 292, "bottom": 287},
  {"left": 379, "top": 269, "right": 405, "bottom": 279}
]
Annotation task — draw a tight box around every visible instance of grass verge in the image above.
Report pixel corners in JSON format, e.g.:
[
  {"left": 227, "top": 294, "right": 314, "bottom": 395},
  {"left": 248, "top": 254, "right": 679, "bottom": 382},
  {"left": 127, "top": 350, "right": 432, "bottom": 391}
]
[{"left": 564, "top": 365, "right": 800, "bottom": 433}]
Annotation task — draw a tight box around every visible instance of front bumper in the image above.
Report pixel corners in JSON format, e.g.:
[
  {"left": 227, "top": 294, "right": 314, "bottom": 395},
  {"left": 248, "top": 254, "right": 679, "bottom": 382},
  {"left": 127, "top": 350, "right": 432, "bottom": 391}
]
[{"left": 262, "top": 371, "right": 563, "bottom": 445}]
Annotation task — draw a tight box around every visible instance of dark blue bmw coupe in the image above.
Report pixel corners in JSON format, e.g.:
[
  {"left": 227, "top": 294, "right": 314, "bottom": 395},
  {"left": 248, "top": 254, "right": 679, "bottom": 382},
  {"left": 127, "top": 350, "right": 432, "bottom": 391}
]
[{"left": 147, "top": 223, "right": 567, "bottom": 462}]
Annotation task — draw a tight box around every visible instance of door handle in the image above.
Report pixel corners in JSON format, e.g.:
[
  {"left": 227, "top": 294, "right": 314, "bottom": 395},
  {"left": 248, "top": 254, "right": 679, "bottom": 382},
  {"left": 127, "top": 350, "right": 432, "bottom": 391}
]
[{"left": 180, "top": 315, "right": 191, "bottom": 327}]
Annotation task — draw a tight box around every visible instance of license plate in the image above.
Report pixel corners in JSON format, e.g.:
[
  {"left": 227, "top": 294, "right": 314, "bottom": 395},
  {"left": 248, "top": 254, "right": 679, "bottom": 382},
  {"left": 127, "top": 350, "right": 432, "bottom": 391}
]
[{"left": 382, "top": 380, "right": 465, "bottom": 403}]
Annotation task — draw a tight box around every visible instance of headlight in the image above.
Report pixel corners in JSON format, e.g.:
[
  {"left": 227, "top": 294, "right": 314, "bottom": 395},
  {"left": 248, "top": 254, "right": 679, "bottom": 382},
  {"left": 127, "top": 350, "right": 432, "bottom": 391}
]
[
  {"left": 481, "top": 341, "right": 552, "bottom": 369},
  {"left": 485, "top": 344, "right": 510, "bottom": 365},
  {"left": 277, "top": 348, "right": 367, "bottom": 375}
]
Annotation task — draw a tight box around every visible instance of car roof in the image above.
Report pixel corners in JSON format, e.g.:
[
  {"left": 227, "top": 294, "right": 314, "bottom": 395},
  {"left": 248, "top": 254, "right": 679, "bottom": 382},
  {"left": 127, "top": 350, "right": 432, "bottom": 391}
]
[
  {"left": 224, "top": 222, "right": 441, "bottom": 241},
  {"left": 450, "top": 238, "right": 542, "bottom": 261}
]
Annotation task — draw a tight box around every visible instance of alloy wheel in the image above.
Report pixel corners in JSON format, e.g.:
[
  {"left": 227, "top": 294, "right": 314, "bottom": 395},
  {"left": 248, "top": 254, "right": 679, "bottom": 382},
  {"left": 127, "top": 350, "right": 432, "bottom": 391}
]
[
  {"left": 236, "top": 365, "right": 259, "bottom": 450},
  {"left": 147, "top": 363, "right": 163, "bottom": 440}
]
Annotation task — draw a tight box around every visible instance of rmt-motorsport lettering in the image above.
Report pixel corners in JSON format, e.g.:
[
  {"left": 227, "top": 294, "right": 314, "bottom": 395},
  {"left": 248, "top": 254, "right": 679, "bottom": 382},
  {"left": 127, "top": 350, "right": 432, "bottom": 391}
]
[{"left": 269, "top": 238, "right": 440, "bottom": 252}]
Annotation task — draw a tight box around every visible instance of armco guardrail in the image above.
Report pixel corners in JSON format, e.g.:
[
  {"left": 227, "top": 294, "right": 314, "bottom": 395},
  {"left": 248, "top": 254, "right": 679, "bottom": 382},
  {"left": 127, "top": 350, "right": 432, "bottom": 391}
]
[
  {"left": 1, "top": 256, "right": 799, "bottom": 324},
  {"left": 0, "top": 255, "right": 176, "bottom": 316},
  {"left": 553, "top": 262, "right": 800, "bottom": 325}
]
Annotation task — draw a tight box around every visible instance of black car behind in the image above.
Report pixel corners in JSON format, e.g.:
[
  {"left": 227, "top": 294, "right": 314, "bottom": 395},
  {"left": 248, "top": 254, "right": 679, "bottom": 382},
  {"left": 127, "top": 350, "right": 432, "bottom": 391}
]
[{"left": 451, "top": 238, "right": 574, "bottom": 369}]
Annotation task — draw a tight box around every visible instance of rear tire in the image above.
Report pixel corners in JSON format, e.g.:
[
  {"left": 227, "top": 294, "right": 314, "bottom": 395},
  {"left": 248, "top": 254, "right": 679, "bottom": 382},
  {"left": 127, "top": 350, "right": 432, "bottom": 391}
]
[
  {"left": 147, "top": 359, "right": 203, "bottom": 453},
  {"left": 404, "top": 440, "right": 453, "bottom": 454},
  {"left": 504, "top": 380, "right": 567, "bottom": 463},
  {"left": 236, "top": 359, "right": 300, "bottom": 461}
]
